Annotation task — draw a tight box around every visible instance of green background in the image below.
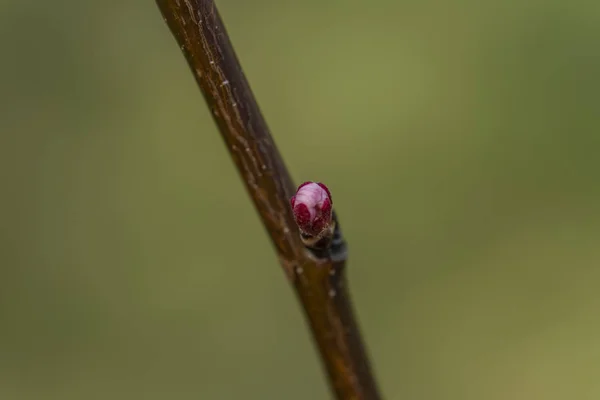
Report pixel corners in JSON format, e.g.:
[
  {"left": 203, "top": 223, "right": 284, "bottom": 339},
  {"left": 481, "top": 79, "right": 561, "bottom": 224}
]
[{"left": 2, "top": 0, "right": 600, "bottom": 399}]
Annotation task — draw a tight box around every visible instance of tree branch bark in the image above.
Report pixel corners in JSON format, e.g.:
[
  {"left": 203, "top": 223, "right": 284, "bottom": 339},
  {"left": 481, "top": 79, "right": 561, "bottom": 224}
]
[{"left": 155, "top": 1, "right": 382, "bottom": 398}]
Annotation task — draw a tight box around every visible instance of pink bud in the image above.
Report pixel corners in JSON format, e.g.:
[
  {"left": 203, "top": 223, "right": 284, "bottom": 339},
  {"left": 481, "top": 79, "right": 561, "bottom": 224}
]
[{"left": 290, "top": 181, "right": 333, "bottom": 236}]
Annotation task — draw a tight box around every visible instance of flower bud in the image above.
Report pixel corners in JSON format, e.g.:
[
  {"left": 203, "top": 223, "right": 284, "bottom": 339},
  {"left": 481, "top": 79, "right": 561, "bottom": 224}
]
[{"left": 290, "top": 181, "right": 333, "bottom": 236}]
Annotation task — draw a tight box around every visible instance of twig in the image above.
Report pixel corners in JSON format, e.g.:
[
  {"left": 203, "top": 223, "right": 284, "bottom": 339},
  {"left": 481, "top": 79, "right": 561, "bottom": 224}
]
[{"left": 155, "top": 1, "right": 382, "bottom": 398}]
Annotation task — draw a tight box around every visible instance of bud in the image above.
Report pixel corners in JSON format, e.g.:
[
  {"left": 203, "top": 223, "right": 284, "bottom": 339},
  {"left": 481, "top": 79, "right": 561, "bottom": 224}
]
[{"left": 290, "top": 181, "right": 333, "bottom": 237}]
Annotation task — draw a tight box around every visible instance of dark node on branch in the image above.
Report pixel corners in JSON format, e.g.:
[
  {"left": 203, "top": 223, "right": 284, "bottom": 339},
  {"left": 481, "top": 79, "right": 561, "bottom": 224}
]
[{"left": 328, "top": 211, "right": 348, "bottom": 262}]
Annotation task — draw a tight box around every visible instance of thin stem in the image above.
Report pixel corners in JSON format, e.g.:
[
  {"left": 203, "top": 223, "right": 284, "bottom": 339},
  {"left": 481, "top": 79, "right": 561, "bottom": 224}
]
[{"left": 155, "top": 1, "right": 382, "bottom": 398}]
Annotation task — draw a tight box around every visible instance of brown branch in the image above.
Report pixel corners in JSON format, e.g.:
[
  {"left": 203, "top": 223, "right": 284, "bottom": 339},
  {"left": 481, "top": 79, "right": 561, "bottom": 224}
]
[{"left": 155, "top": 1, "right": 382, "bottom": 398}]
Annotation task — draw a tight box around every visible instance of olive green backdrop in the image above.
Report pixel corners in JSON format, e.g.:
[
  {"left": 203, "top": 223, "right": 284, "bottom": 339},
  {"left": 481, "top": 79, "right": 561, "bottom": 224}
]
[{"left": 1, "top": 0, "right": 600, "bottom": 399}]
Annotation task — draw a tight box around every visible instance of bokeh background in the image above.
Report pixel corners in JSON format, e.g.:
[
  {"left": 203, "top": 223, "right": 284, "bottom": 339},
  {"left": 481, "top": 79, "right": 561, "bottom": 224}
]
[{"left": 2, "top": 0, "right": 600, "bottom": 399}]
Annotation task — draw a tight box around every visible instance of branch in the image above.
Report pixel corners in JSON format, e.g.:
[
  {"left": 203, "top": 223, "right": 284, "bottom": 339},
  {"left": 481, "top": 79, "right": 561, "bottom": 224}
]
[{"left": 155, "top": 1, "right": 382, "bottom": 398}]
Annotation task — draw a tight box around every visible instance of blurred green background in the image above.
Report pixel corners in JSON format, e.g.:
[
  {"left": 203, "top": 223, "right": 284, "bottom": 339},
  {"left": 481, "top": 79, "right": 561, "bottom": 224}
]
[{"left": 2, "top": 0, "right": 600, "bottom": 399}]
